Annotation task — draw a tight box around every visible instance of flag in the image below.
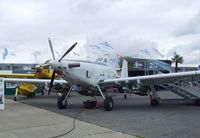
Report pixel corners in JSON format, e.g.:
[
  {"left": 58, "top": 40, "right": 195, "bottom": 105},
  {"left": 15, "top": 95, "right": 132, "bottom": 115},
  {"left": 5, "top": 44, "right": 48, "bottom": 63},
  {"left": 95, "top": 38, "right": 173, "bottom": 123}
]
[
  {"left": 10, "top": 52, "right": 16, "bottom": 56},
  {"left": 3, "top": 48, "right": 8, "bottom": 60},
  {"left": 152, "top": 48, "right": 164, "bottom": 58},
  {"left": 139, "top": 49, "right": 150, "bottom": 55}
]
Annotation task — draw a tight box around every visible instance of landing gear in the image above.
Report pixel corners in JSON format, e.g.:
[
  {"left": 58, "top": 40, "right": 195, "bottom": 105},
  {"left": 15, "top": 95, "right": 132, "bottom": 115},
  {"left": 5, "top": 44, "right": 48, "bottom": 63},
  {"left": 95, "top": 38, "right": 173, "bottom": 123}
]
[
  {"left": 104, "top": 96, "right": 114, "bottom": 111},
  {"left": 148, "top": 85, "right": 160, "bottom": 106},
  {"left": 14, "top": 97, "right": 17, "bottom": 101},
  {"left": 195, "top": 99, "right": 200, "bottom": 106},
  {"left": 57, "top": 95, "right": 67, "bottom": 109},
  {"left": 57, "top": 86, "right": 73, "bottom": 109},
  {"left": 124, "top": 94, "right": 127, "bottom": 99},
  {"left": 14, "top": 87, "right": 19, "bottom": 101},
  {"left": 150, "top": 98, "right": 159, "bottom": 106},
  {"left": 96, "top": 85, "right": 114, "bottom": 111}
]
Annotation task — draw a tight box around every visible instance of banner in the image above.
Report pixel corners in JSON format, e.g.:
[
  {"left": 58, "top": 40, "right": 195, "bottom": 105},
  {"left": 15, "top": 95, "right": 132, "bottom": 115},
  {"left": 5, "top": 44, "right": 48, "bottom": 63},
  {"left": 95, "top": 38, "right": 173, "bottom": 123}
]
[{"left": 0, "top": 78, "right": 4, "bottom": 110}]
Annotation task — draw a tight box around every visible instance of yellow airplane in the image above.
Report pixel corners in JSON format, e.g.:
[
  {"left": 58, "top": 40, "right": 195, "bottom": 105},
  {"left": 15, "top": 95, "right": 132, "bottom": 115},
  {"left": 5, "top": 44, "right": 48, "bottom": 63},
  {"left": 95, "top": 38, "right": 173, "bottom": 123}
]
[{"left": 0, "top": 67, "right": 61, "bottom": 101}]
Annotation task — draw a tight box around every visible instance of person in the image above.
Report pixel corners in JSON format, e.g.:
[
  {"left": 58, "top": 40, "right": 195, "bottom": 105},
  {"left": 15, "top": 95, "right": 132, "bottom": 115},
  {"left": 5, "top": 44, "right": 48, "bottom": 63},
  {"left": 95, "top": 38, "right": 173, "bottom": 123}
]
[{"left": 41, "top": 83, "right": 49, "bottom": 95}]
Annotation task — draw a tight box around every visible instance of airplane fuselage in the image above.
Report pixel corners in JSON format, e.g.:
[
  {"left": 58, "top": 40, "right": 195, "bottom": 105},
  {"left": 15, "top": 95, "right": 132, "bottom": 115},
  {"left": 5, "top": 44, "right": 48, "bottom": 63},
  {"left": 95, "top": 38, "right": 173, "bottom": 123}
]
[{"left": 60, "top": 60, "right": 117, "bottom": 89}]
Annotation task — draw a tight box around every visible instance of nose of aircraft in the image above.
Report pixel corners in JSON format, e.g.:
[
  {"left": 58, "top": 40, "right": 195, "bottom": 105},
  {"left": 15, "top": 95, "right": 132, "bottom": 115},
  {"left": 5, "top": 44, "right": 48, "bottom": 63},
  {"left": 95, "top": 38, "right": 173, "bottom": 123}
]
[{"left": 49, "top": 60, "right": 62, "bottom": 70}]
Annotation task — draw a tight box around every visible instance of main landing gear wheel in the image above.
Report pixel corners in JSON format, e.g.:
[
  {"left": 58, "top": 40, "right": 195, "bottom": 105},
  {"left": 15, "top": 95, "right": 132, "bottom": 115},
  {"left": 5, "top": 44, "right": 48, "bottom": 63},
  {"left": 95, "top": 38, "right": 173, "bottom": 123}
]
[
  {"left": 150, "top": 99, "right": 159, "bottom": 106},
  {"left": 104, "top": 96, "right": 114, "bottom": 111},
  {"left": 57, "top": 95, "right": 67, "bottom": 109}
]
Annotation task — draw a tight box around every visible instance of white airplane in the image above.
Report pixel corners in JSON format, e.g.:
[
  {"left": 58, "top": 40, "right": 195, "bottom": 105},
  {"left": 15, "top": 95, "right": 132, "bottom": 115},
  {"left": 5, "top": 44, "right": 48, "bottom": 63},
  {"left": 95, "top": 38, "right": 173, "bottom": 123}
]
[
  {"left": 1, "top": 38, "right": 200, "bottom": 111},
  {"left": 46, "top": 38, "right": 200, "bottom": 111}
]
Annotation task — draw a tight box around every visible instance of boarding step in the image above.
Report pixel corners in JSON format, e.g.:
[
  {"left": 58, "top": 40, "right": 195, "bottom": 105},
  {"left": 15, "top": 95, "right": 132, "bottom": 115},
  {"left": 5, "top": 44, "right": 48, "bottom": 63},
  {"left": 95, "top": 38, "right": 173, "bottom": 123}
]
[{"left": 160, "top": 84, "right": 200, "bottom": 99}]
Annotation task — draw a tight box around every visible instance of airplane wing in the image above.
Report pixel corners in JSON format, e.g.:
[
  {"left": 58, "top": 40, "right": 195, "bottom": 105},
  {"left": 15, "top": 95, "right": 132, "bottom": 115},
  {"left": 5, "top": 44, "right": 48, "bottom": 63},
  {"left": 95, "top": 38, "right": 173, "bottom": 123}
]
[
  {"left": 0, "top": 73, "right": 35, "bottom": 78},
  {"left": 2, "top": 78, "right": 67, "bottom": 84},
  {"left": 98, "top": 70, "right": 200, "bottom": 86}
]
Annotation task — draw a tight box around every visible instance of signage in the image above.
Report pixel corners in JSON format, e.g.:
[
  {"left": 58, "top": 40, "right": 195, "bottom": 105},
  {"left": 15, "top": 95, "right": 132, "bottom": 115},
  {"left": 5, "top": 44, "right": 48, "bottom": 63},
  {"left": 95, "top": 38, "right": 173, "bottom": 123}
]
[
  {"left": 133, "top": 59, "right": 145, "bottom": 69},
  {"left": 0, "top": 78, "right": 4, "bottom": 110}
]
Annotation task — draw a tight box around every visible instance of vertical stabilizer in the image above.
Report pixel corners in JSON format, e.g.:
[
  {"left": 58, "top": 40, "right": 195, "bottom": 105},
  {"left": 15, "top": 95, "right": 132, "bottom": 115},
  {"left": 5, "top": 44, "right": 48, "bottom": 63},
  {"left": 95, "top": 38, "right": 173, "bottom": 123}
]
[{"left": 121, "top": 59, "right": 128, "bottom": 77}]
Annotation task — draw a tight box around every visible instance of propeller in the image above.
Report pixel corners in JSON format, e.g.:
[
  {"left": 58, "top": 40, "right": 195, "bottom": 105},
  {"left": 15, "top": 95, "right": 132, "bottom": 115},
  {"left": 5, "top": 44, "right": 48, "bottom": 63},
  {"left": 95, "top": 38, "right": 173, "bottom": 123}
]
[
  {"left": 40, "top": 59, "right": 52, "bottom": 68},
  {"left": 48, "top": 70, "right": 56, "bottom": 95},
  {"left": 48, "top": 38, "right": 55, "bottom": 60},
  {"left": 47, "top": 38, "right": 77, "bottom": 95},
  {"left": 58, "top": 42, "right": 77, "bottom": 62}
]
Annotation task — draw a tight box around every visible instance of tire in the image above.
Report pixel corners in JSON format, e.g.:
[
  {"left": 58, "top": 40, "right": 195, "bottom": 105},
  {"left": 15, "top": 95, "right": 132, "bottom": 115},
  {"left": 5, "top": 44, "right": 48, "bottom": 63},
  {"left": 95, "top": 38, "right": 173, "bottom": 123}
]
[
  {"left": 32, "top": 93, "right": 35, "bottom": 97},
  {"left": 57, "top": 95, "right": 67, "bottom": 109},
  {"left": 104, "top": 96, "right": 114, "bottom": 111},
  {"left": 195, "top": 99, "right": 200, "bottom": 106},
  {"left": 14, "top": 97, "right": 17, "bottom": 101},
  {"left": 124, "top": 94, "right": 127, "bottom": 99},
  {"left": 151, "top": 99, "right": 159, "bottom": 106}
]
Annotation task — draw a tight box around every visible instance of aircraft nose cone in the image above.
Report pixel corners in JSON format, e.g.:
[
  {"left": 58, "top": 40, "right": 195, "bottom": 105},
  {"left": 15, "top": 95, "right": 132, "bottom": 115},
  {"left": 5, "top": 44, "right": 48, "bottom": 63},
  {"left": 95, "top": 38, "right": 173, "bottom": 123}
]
[{"left": 49, "top": 60, "right": 62, "bottom": 70}]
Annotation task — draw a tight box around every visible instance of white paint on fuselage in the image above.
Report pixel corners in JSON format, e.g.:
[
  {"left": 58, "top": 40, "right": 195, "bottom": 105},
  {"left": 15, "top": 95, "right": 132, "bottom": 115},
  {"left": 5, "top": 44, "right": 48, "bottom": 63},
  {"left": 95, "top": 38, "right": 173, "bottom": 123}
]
[{"left": 60, "top": 59, "right": 117, "bottom": 88}]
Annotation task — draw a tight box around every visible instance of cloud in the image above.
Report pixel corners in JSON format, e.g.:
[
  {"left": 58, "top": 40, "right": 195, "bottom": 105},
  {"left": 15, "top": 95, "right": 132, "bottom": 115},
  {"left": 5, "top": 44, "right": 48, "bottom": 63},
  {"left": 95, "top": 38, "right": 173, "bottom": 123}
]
[
  {"left": 0, "top": 0, "right": 200, "bottom": 66},
  {"left": 174, "top": 12, "right": 200, "bottom": 36},
  {"left": 166, "top": 40, "right": 200, "bottom": 65}
]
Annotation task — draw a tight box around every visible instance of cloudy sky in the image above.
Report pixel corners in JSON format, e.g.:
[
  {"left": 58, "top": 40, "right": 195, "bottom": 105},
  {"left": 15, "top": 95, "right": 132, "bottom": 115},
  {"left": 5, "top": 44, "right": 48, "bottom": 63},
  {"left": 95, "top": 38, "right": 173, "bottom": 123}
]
[{"left": 0, "top": 0, "right": 200, "bottom": 66}]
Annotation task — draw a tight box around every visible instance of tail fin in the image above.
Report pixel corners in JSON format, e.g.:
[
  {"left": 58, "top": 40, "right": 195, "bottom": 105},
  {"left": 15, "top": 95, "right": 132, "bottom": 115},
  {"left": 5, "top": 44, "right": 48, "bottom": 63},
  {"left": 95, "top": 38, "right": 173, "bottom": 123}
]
[{"left": 120, "top": 59, "right": 128, "bottom": 77}]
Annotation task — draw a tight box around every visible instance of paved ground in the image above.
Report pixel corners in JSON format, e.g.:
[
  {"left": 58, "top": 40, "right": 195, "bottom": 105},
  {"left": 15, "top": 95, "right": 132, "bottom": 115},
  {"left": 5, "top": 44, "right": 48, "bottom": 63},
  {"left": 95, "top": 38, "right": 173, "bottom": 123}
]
[
  {"left": 1, "top": 99, "right": 137, "bottom": 138},
  {"left": 6, "top": 90, "right": 200, "bottom": 138}
]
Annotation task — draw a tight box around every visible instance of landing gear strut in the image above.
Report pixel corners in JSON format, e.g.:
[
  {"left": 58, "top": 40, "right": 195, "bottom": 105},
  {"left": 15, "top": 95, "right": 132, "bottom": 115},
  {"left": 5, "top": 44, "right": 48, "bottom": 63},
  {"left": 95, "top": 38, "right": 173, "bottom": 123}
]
[
  {"left": 148, "top": 85, "right": 159, "bottom": 106},
  {"left": 57, "top": 94, "right": 68, "bottom": 109},
  {"left": 57, "top": 86, "right": 73, "bottom": 109},
  {"left": 14, "top": 87, "right": 19, "bottom": 101},
  {"left": 96, "top": 85, "right": 114, "bottom": 111}
]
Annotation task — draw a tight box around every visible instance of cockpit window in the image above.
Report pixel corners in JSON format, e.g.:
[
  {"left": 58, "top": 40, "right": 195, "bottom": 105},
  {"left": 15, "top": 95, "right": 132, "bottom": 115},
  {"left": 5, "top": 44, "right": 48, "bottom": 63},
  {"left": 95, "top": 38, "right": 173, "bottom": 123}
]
[
  {"left": 103, "top": 58, "right": 107, "bottom": 63},
  {"left": 96, "top": 58, "right": 103, "bottom": 63},
  {"left": 95, "top": 57, "right": 113, "bottom": 66}
]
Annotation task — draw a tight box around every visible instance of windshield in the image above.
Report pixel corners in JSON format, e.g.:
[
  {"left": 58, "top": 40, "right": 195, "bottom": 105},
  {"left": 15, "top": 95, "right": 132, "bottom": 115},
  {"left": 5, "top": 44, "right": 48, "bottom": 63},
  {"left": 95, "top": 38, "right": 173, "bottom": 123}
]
[{"left": 96, "top": 58, "right": 103, "bottom": 63}]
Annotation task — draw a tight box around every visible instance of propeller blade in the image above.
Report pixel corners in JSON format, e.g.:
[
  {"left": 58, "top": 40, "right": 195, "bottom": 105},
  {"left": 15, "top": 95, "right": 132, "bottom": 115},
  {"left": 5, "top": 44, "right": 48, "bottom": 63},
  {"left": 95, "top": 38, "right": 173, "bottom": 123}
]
[
  {"left": 40, "top": 59, "right": 51, "bottom": 68},
  {"left": 48, "top": 38, "right": 56, "bottom": 60},
  {"left": 48, "top": 70, "right": 56, "bottom": 95},
  {"left": 58, "top": 42, "right": 77, "bottom": 62}
]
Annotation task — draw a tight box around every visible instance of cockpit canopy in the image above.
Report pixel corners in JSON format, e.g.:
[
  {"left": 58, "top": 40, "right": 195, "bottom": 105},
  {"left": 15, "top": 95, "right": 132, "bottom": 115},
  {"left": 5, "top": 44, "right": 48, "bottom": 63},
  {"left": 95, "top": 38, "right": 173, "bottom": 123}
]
[
  {"left": 95, "top": 57, "right": 115, "bottom": 68},
  {"left": 95, "top": 57, "right": 108, "bottom": 64}
]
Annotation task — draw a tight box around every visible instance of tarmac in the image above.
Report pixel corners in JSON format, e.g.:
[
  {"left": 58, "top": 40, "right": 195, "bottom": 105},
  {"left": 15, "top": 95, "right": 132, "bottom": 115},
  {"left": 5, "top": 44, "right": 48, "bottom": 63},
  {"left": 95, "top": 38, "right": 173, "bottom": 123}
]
[{"left": 0, "top": 99, "right": 138, "bottom": 138}]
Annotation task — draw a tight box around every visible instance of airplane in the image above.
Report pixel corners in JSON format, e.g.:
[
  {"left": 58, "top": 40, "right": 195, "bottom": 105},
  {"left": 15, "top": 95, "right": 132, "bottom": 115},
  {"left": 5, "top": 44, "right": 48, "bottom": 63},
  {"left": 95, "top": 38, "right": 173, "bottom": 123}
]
[
  {"left": 44, "top": 38, "right": 200, "bottom": 111},
  {"left": 1, "top": 38, "right": 200, "bottom": 111},
  {"left": 0, "top": 67, "right": 64, "bottom": 101}
]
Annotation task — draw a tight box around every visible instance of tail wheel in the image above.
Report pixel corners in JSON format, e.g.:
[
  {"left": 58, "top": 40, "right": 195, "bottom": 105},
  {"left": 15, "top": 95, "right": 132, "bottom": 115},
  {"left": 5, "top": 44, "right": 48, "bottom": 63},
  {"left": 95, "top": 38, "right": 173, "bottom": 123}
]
[
  {"left": 104, "top": 96, "right": 114, "bottom": 111},
  {"left": 57, "top": 95, "right": 67, "bottom": 109},
  {"left": 150, "top": 99, "right": 159, "bottom": 106}
]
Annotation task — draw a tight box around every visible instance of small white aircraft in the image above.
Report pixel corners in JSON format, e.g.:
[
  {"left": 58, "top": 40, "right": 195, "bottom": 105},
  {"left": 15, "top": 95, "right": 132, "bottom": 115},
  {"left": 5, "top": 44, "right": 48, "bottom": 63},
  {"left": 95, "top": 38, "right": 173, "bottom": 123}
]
[
  {"left": 1, "top": 38, "right": 200, "bottom": 111},
  {"left": 46, "top": 38, "right": 200, "bottom": 111}
]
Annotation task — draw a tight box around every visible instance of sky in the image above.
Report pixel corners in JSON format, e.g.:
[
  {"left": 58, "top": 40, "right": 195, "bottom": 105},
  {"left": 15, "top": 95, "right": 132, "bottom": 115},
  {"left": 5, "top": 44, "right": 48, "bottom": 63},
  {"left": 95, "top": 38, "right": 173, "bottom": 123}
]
[{"left": 0, "top": 0, "right": 200, "bottom": 66}]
